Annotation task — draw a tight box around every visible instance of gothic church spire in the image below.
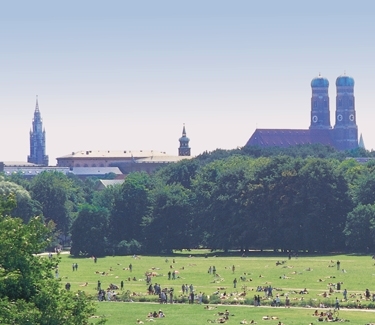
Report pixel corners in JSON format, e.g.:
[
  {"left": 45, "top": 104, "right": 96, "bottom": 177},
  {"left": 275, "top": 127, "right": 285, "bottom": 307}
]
[{"left": 27, "top": 96, "right": 49, "bottom": 166}]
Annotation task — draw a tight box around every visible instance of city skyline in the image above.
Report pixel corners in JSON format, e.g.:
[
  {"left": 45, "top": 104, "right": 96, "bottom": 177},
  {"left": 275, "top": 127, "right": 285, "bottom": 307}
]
[{"left": 1, "top": 1, "right": 375, "bottom": 165}]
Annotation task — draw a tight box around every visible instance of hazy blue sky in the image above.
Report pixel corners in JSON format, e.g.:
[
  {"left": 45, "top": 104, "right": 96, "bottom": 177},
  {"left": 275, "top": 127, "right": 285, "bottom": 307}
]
[{"left": 1, "top": 1, "right": 375, "bottom": 164}]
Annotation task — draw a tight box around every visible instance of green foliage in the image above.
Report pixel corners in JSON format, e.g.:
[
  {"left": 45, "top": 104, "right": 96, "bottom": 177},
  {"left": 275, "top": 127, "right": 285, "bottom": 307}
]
[
  {"left": 0, "top": 195, "right": 98, "bottom": 324},
  {"left": 0, "top": 179, "right": 42, "bottom": 223},
  {"left": 145, "top": 183, "right": 194, "bottom": 252},
  {"left": 7, "top": 145, "right": 375, "bottom": 254},
  {"left": 116, "top": 239, "right": 143, "bottom": 256},
  {"left": 344, "top": 204, "right": 375, "bottom": 251},
  {"left": 110, "top": 172, "right": 153, "bottom": 249},
  {"left": 70, "top": 204, "right": 109, "bottom": 257},
  {"left": 30, "top": 171, "right": 78, "bottom": 234}
]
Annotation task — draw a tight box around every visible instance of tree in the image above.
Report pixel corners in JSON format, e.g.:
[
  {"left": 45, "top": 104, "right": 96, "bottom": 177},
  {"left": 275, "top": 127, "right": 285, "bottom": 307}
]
[
  {"left": 145, "top": 183, "right": 194, "bottom": 252},
  {"left": 353, "top": 171, "right": 375, "bottom": 206},
  {"left": 70, "top": 204, "right": 109, "bottom": 257},
  {"left": 110, "top": 172, "right": 153, "bottom": 252},
  {"left": 0, "top": 178, "right": 41, "bottom": 223},
  {"left": 30, "top": 171, "right": 77, "bottom": 234},
  {"left": 155, "top": 158, "right": 200, "bottom": 189},
  {"left": 193, "top": 156, "right": 256, "bottom": 250},
  {"left": 0, "top": 195, "right": 101, "bottom": 325},
  {"left": 294, "top": 158, "right": 351, "bottom": 252},
  {"left": 344, "top": 204, "right": 375, "bottom": 252}
]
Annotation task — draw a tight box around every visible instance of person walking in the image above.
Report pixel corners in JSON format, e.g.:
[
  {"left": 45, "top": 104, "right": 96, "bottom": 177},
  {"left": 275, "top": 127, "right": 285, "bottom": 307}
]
[
  {"left": 335, "top": 297, "right": 340, "bottom": 310},
  {"left": 233, "top": 278, "right": 237, "bottom": 289}
]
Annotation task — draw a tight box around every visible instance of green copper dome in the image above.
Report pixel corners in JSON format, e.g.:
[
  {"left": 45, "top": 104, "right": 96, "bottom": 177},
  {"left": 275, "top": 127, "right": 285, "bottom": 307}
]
[
  {"left": 311, "top": 76, "right": 329, "bottom": 88},
  {"left": 336, "top": 75, "right": 354, "bottom": 87}
]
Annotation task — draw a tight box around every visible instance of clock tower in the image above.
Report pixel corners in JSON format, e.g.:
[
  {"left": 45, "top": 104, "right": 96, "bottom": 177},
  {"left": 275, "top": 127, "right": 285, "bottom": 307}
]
[{"left": 309, "top": 75, "right": 331, "bottom": 130}]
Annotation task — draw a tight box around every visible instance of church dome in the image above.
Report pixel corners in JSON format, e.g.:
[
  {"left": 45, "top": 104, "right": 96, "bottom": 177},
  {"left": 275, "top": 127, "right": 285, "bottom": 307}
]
[
  {"left": 179, "top": 135, "right": 190, "bottom": 142},
  {"left": 311, "top": 76, "right": 329, "bottom": 88},
  {"left": 336, "top": 75, "right": 354, "bottom": 87}
]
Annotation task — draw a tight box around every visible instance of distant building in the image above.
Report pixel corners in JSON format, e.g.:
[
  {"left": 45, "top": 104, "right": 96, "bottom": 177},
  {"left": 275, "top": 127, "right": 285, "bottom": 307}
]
[
  {"left": 56, "top": 125, "right": 192, "bottom": 173},
  {"left": 246, "top": 75, "right": 359, "bottom": 151},
  {"left": 96, "top": 179, "right": 126, "bottom": 191},
  {"left": 178, "top": 124, "right": 191, "bottom": 156},
  {"left": 68, "top": 166, "right": 124, "bottom": 179},
  {"left": 56, "top": 150, "right": 192, "bottom": 174},
  {"left": 2, "top": 162, "right": 69, "bottom": 178},
  {"left": 27, "top": 96, "right": 49, "bottom": 165}
]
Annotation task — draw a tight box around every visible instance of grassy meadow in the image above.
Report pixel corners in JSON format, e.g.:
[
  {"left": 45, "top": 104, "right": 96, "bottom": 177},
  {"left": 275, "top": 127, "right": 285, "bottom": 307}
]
[{"left": 52, "top": 250, "right": 375, "bottom": 324}]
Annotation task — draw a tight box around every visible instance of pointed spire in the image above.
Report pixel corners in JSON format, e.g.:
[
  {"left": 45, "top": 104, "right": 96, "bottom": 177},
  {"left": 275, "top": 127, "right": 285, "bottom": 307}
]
[
  {"left": 35, "top": 95, "right": 39, "bottom": 112},
  {"left": 182, "top": 123, "right": 186, "bottom": 136},
  {"left": 358, "top": 133, "right": 365, "bottom": 149}
]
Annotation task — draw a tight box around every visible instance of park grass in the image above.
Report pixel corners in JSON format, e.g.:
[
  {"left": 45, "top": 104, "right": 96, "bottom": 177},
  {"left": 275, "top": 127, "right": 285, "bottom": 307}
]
[
  {"left": 52, "top": 250, "right": 375, "bottom": 324},
  {"left": 92, "top": 302, "right": 375, "bottom": 325}
]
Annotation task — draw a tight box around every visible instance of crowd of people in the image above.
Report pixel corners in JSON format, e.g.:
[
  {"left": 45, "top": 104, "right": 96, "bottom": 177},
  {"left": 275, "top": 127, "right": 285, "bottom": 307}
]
[{"left": 55, "top": 252, "right": 375, "bottom": 324}]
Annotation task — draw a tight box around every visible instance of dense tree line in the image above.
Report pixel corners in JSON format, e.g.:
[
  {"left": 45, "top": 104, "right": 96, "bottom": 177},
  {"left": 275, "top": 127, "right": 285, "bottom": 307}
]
[{"left": 4, "top": 144, "right": 375, "bottom": 256}]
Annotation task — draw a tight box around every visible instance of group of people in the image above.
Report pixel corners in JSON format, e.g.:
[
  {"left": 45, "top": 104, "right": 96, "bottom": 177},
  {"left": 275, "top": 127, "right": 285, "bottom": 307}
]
[
  {"left": 147, "top": 310, "right": 165, "bottom": 318},
  {"left": 313, "top": 309, "right": 338, "bottom": 322}
]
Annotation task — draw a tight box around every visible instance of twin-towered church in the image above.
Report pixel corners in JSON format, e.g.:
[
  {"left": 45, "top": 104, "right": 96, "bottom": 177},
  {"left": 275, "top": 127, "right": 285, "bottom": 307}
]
[{"left": 246, "top": 74, "right": 360, "bottom": 151}]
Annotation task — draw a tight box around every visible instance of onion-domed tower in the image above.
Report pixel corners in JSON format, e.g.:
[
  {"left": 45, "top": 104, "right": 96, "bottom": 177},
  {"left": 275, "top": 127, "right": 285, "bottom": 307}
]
[
  {"left": 178, "top": 124, "right": 191, "bottom": 156},
  {"left": 333, "top": 75, "right": 358, "bottom": 150},
  {"left": 309, "top": 75, "right": 331, "bottom": 130}
]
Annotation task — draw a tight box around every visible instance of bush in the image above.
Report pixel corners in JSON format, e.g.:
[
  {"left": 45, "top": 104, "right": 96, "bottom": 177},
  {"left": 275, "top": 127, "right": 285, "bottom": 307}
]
[
  {"left": 175, "top": 295, "right": 188, "bottom": 303},
  {"left": 209, "top": 295, "right": 221, "bottom": 304},
  {"left": 244, "top": 297, "right": 254, "bottom": 305}
]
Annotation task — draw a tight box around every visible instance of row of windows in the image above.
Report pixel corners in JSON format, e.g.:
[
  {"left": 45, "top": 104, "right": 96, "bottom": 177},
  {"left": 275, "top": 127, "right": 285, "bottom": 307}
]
[{"left": 74, "top": 164, "right": 106, "bottom": 167}]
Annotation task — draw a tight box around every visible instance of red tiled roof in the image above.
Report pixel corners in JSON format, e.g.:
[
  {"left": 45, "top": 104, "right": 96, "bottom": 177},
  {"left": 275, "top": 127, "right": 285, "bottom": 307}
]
[{"left": 245, "top": 129, "right": 334, "bottom": 148}]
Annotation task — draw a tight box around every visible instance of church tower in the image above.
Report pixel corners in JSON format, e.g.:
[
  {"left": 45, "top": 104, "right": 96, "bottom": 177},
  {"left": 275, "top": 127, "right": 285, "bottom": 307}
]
[
  {"left": 309, "top": 75, "right": 331, "bottom": 130},
  {"left": 333, "top": 75, "right": 358, "bottom": 150},
  {"left": 178, "top": 124, "right": 191, "bottom": 156},
  {"left": 27, "top": 96, "right": 49, "bottom": 166}
]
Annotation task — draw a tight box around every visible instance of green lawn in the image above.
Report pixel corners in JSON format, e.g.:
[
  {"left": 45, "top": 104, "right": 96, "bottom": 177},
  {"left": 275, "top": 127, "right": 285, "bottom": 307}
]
[{"left": 52, "top": 250, "right": 375, "bottom": 324}]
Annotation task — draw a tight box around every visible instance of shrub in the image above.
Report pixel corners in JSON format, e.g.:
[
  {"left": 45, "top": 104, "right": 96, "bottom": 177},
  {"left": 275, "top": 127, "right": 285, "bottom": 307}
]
[{"left": 209, "top": 295, "right": 221, "bottom": 304}]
